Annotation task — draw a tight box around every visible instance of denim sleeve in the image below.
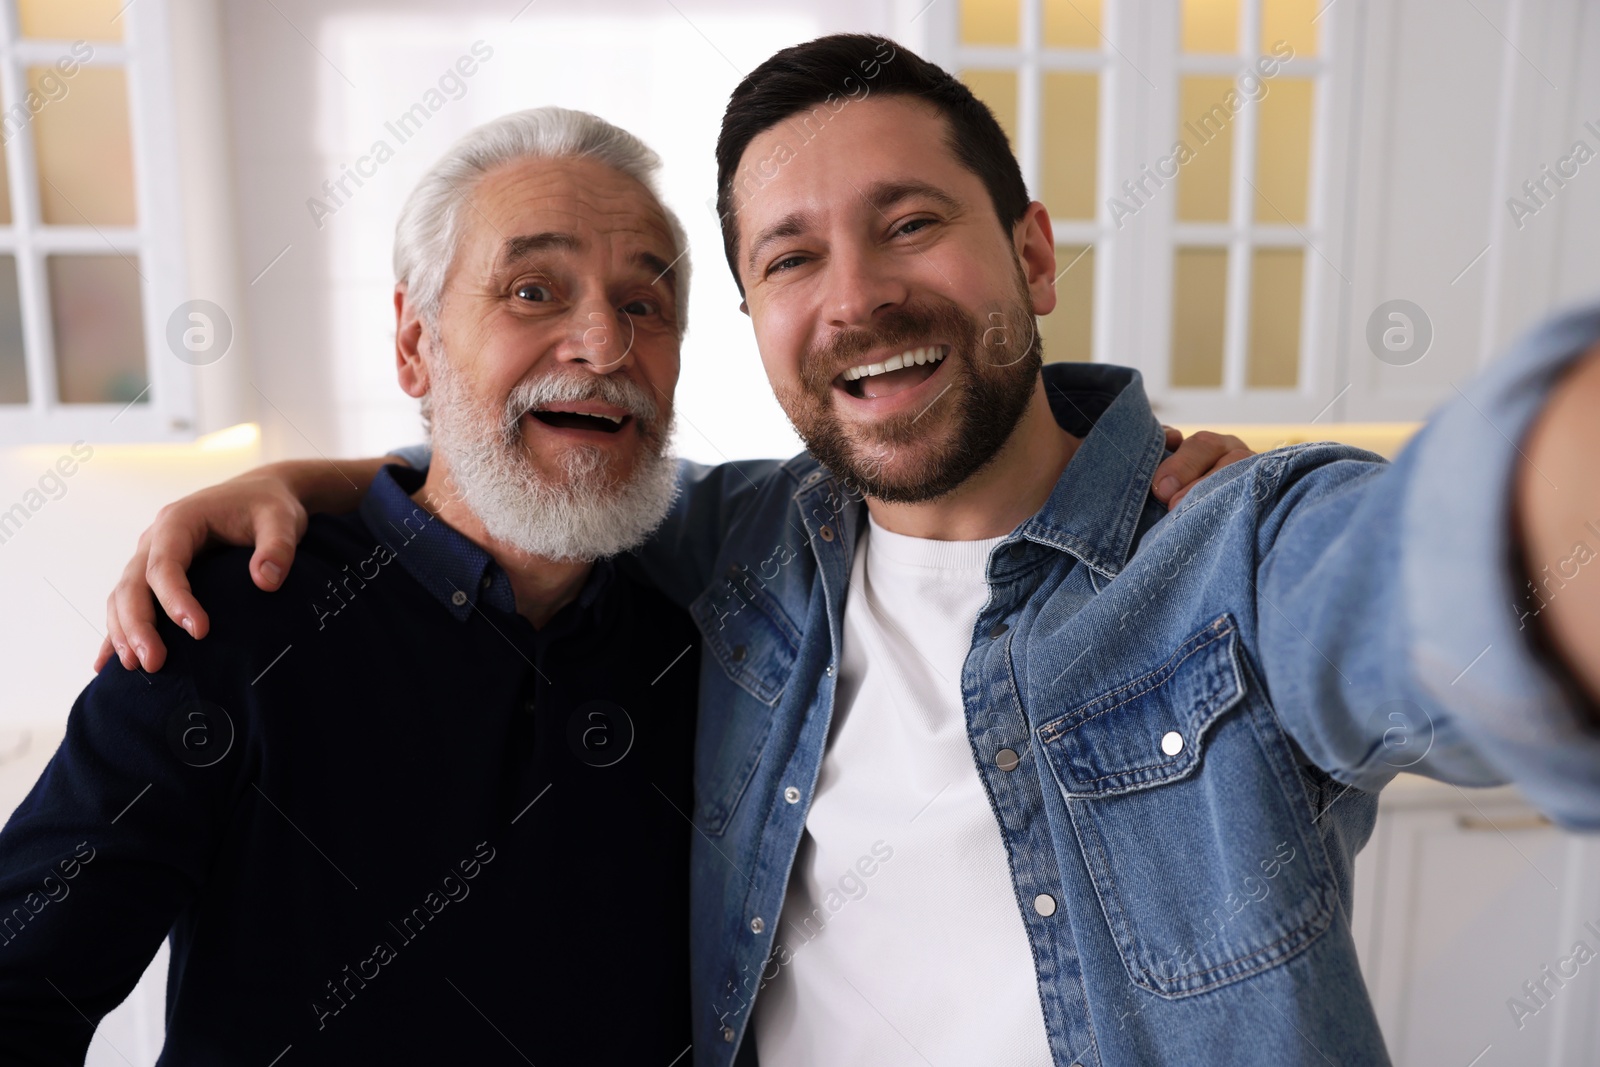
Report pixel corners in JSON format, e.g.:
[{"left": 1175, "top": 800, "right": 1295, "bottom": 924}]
[
  {"left": 1252, "top": 304, "right": 1600, "bottom": 829},
  {"left": 0, "top": 660, "right": 239, "bottom": 1056},
  {"left": 388, "top": 443, "right": 431, "bottom": 470},
  {"left": 624, "top": 458, "right": 791, "bottom": 609}
]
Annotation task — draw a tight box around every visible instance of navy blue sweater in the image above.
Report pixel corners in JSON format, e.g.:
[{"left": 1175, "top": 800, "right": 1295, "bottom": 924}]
[{"left": 0, "top": 466, "right": 700, "bottom": 1064}]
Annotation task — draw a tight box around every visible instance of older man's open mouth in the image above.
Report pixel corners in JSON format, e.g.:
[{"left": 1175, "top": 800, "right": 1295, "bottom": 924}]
[{"left": 524, "top": 400, "right": 634, "bottom": 436}]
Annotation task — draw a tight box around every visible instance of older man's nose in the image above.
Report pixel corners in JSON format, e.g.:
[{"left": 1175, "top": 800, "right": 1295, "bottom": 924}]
[{"left": 557, "top": 302, "right": 634, "bottom": 372}]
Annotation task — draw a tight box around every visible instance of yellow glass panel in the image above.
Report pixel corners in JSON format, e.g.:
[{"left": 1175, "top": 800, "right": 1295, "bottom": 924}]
[
  {"left": 1248, "top": 247, "right": 1299, "bottom": 388},
  {"left": 33, "top": 66, "right": 137, "bottom": 226},
  {"left": 961, "top": 0, "right": 1020, "bottom": 46},
  {"left": 1183, "top": 0, "right": 1239, "bottom": 53},
  {"left": 19, "top": 0, "right": 124, "bottom": 41},
  {"left": 49, "top": 255, "right": 147, "bottom": 404},
  {"left": 1254, "top": 78, "right": 1313, "bottom": 224},
  {"left": 1172, "top": 248, "right": 1227, "bottom": 387},
  {"left": 1041, "top": 73, "right": 1097, "bottom": 221},
  {"left": 0, "top": 133, "right": 11, "bottom": 225},
  {"left": 0, "top": 258, "right": 25, "bottom": 403},
  {"left": 961, "top": 70, "right": 1019, "bottom": 150},
  {"left": 1262, "top": 0, "right": 1318, "bottom": 57},
  {"left": 1248, "top": 249, "right": 1302, "bottom": 387},
  {"left": 1044, "top": 0, "right": 1103, "bottom": 49},
  {"left": 1040, "top": 245, "right": 1094, "bottom": 363},
  {"left": 1176, "top": 76, "right": 1235, "bottom": 222}
]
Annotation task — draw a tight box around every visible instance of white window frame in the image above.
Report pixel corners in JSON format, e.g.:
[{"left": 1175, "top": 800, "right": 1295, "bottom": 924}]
[
  {"left": 0, "top": 0, "right": 197, "bottom": 445},
  {"left": 924, "top": 0, "right": 1365, "bottom": 423}
]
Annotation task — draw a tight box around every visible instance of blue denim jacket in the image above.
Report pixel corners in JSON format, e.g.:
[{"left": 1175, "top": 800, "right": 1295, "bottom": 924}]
[{"left": 624, "top": 304, "right": 1600, "bottom": 1067}]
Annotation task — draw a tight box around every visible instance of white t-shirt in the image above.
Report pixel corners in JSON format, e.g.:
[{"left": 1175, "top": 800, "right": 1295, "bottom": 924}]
[{"left": 752, "top": 517, "right": 1054, "bottom": 1066}]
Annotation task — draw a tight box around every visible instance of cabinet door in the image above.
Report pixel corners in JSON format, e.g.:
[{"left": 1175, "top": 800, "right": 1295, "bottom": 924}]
[{"left": 1353, "top": 793, "right": 1600, "bottom": 1067}]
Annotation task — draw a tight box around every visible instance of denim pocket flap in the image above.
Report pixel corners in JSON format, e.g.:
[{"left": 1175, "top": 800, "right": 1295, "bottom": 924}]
[
  {"left": 1037, "top": 615, "right": 1243, "bottom": 796},
  {"left": 689, "top": 580, "right": 800, "bottom": 708}
]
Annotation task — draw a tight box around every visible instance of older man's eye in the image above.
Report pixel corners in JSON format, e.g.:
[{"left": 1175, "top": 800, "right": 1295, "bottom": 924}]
[
  {"left": 620, "top": 299, "right": 660, "bottom": 317},
  {"left": 514, "top": 283, "right": 555, "bottom": 302}
]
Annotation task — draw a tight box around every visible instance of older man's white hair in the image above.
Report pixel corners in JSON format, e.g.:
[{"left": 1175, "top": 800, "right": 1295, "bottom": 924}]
[{"left": 393, "top": 106, "right": 691, "bottom": 333}]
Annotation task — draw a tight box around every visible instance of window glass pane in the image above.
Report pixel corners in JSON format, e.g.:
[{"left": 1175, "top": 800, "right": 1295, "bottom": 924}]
[
  {"left": 1044, "top": 0, "right": 1102, "bottom": 49},
  {"left": 1182, "top": 0, "right": 1239, "bottom": 53},
  {"left": 33, "top": 65, "right": 136, "bottom": 226},
  {"left": 1254, "top": 78, "right": 1314, "bottom": 224},
  {"left": 1040, "top": 245, "right": 1094, "bottom": 363},
  {"left": 961, "top": 70, "right": 1019, "bottom": 150},
  {"left": 1176, "top": 76, "right": 1235, "bottom": 222},
  {"left": 0, "top": 132, "right": 11, "bottom": 226},
  {"left": 1262, "top": 0, "right": 1318, "bottom": 57},
  {"left": 19, "top": 0, "right": 124, "bottom": 42},
  {"left": 1248, "top": 248, "right": 1302, "bottom": 387},
  {"left": 1041, "top": 73, "right": 1097, "bottom": 220},
  {"left": 1171, "top": 248, "right": 1227, "bottom": 387},
  {"left": 49, "top": 254, "right": 147, "bottom": 404},
  {"left": 0, "top": 257, "right": 25, "bottom": 403},
  {"left": 961, "top": 0, "right": 1020, "bottom": 46}
]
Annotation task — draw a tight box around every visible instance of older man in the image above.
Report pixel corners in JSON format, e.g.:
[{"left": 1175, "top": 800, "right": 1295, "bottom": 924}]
[{"left": 0, "top": 108, "right": 702, "bottom": 1063}]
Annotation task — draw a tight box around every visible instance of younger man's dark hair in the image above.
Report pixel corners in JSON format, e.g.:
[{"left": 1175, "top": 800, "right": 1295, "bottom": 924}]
[{"left": 715, "top": 33, "right": 1030, "bottom": 293}]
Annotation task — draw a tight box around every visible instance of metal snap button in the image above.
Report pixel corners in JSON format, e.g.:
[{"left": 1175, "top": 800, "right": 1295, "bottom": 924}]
[
  {"left": 989, "top": 621, "right": 1010, "bottom": 639},
  {"left": 722, "top": 1026, "right": 735, "bottom": 1042},
  {"left": 1161, "top": 731, "right": 1184, "bottom": 756},
  {"left": 995, "top": 748, "right": 1020, "bottom": 772},
  {"left": 1008, "top": 541, "right": 1027, "bottom": 559},
  {"left": 750, "top": 916, "right": 764, "bottom": 934},
  {"left": 1033, "top": 893, "right": 1057, "bottom": 917},
  {"left": 784, "top": 786, "right": 801, "bottom": 804},
  {"left": 818, "top": 525, "right": 835, "bottom": 542},
  {"left": 731, "top": 645, "right": 747, "bottom": 662}
]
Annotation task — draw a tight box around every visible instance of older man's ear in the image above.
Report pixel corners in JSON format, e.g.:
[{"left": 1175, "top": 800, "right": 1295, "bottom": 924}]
[{"left": 394, "top": 284, "right": 430, "bottom": 399}]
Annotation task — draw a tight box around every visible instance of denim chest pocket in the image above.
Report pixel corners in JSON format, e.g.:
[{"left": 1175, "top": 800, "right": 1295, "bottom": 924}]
[
  {"left": 1036, "top": 614, "right": 1337, "bottom": 998},
  {"left": 688, "top": 579, "right": 799, "bottom": 834}
]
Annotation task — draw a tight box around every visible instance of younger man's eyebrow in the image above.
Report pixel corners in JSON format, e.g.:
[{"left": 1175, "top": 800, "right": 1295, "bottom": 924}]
[
  {"left": 746, "top": 211, "right": 816, "bottom": 277},
  {"left": 861, "top": 179, "right": 962, "bottom": 216}
]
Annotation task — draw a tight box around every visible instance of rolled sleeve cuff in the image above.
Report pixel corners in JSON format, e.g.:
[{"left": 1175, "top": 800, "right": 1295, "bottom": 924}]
[{"left": 1405, "top": 301, "right": 1600, "bottom": 828}]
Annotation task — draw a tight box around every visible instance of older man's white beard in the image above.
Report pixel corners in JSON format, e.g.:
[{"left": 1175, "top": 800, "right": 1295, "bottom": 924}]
[{"left": 425, "top": 351, "right": 680, "bottom": 563}]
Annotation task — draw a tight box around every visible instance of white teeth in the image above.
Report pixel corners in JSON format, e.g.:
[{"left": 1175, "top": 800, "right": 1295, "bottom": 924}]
[
  {"left": 842, "top": 345, "right": 946, "bottom": 383},
  {"left": 599, "top": 414, "right": 623, "bottom": 424}
]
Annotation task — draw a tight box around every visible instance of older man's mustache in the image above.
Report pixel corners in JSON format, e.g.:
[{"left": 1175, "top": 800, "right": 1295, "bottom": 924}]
[{"left": 502, "top": 371, "right": 666, "bottom": 437}]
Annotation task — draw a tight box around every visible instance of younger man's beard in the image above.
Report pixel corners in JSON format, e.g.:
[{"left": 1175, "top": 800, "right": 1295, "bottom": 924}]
[
  {"left": 774, "top": 289, "right": 1042, "bottom": 504},
  {"left": 424, "top": 340, "right": 681, "bottom": 562}
]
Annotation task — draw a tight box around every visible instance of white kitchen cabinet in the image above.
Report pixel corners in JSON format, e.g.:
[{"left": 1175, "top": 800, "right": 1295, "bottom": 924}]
[{"left": 1353, "top": 776, "right": 1600, "bottom": 1066}]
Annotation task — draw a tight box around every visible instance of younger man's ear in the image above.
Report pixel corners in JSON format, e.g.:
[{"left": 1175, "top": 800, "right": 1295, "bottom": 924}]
[{"left": 1014, "top": 201, "right": 1059, "bottom": 317}]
